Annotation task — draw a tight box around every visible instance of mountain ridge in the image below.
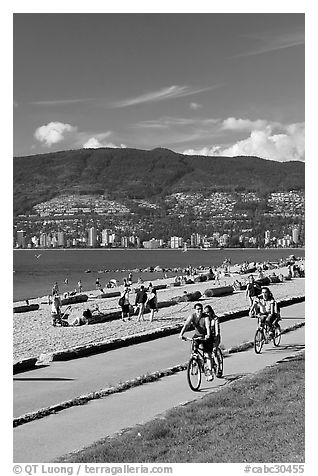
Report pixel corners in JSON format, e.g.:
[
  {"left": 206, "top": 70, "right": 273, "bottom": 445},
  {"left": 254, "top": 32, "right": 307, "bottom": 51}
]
[{"left": 13, "top": 147, "right": 305, "bottom": 216}]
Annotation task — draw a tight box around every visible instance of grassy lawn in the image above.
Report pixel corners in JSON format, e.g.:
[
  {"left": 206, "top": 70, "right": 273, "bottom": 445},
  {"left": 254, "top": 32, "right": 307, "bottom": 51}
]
[{"left": 58, "top": 352, "right": 305, "bottom": 463}]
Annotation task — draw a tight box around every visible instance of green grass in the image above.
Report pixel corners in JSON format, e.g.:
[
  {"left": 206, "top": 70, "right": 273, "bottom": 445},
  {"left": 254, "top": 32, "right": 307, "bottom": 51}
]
[{"left": 57, "top": 353, "right": 305, "bottom": 463}]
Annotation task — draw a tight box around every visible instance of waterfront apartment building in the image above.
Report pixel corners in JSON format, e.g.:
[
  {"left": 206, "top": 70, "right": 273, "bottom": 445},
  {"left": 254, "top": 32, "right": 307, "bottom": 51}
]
[
  {"left": 88, "top": 227, "right": 97, "bottom": 247},
  {"left": 16, "top": 230, "right": 26, "bottom": 248},
  {"left": 39, "top": 232, "right": 47, "bottom": 248},
  {"left": 170, "top": 236, "right": 183, "bottom": 249},
  {"left": 143, "top": 238, "right": 161, "bottom": 249},
  {"left": 264, "top": 230, "right": 271, "bottom": 245},
  {"left": 190, "top": 233, "right": 203, "bottom": 247},
  {"left": 292, "top": 226, "right": 300, "bottom": 244},
  {"left": 57, "top": 231, "right": 65, "bottom": 247}
]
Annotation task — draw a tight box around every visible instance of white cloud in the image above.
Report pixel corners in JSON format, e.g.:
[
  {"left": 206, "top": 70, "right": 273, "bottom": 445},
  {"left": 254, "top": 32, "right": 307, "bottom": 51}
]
[
  {"left": 221, "top": 123, "right": 304, "bottom": 161},
  {"left": 83, "top": 137, "right": 126, "bottom": 149},
  {"left": 34, "top": 122, "right": 77, "bottom": 147},
  {"left": 222, "top": 117, "right": 272, "bottom": 131},
  {"left": 183, "top": 121, "right": 304, "bottom": 162},
  {"left": 183, "top": 145, "right": 223, "bottom": 156},
  {"left": 190, "top": 102, "right": 202, "bottom": 110}
]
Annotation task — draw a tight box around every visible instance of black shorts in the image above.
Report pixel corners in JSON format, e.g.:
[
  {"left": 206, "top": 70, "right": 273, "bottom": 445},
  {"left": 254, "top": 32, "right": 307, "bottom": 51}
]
[
  {"left": 121, "top": 304, "right": 130, "bottom": 315},
  {"left": 194, "top": 335, "right": 220, "bottom": 352}
]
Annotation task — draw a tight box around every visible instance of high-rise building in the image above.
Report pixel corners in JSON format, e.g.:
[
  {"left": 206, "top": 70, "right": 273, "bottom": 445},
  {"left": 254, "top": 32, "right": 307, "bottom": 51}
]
[
  {"left": 292, "top": 226, "right": 300, "bottom": 244},
  {"left": 57, "top": 231, "right": 65, "bottom": 247},
  {"left": 121, "top": 236, "right": 129, "bottom": 248},
  {"left": 39, "top": 233, "right": 47, "bottom": 248},
  {"left": 16, "top": 230, "right": 26, "bottom": 248},
  {"left": 264, "top": 230, "right": 271, "bottom": 245},
  {"left": 190, "top": 233, "right": 202, "bottom": 247},
  {"left": 101, "top": 229, "right": 111, "bottom": 246},
  {"left": 88, "top": 227, "right": 97, "bottom": 247},
  {"left": 170, "top": 236, "right": 183, "bottom": 249}
]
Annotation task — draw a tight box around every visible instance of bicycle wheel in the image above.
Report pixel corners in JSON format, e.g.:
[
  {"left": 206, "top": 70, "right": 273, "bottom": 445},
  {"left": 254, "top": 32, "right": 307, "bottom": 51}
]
[
  {"left": 187, "top": 356, "right": 202, "bottom": 391},
  {"left": 273, "top": 324, "right": 281, "bottom": 347},
  {"left": 215, "top": 347, "right": 224, "bottom": 378},
  {"left": 254, "top": 328, "right": 265, "bottom": 354}
]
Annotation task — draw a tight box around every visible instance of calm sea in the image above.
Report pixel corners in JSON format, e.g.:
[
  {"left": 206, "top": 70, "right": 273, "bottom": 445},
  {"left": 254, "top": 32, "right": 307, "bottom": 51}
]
[{"left": 13, "top": 248, "right": 304, "bottom": 302}]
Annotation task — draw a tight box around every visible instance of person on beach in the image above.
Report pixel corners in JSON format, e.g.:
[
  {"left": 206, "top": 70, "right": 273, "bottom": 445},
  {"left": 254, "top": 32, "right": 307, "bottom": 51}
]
[
  {"left": 135, "top": 285, "right": 148, "bottom": 322},
  {"left": 146, "top": 285, "right": 158, "bottom": 322},
  {"left": 51, "top": 293, "right": 62, "bottom": 326},
  {"left": 179, "top": 303, "right": 214, "bottom": 381},
  {"left": 52, "top": 282, "right": 59, "bottom": 295},
  {"left": 64, "top": 278, "right": 68, "bottom": 285},
  {"left": 128, "top": 273, "right": 133, "bottom": 286},
  {"left": 78, "top": 280, "right": 82, "bottom": 293},
  {"left": 249, "top": 287, "right": 279, "bottom": 336},
  {"left": 119, "top": 287, "right": 131, "bottom": 321},
  {"left": 70, "top": 307, "right": 100, "bottom": 326},
  {"left": 96, "top": 278, "right": 101, "bottom": 290}
]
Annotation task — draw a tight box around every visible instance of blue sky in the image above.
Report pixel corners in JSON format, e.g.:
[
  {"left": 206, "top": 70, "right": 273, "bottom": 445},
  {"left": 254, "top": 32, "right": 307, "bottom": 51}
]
[{"left": 13, "top": 13, "right": 304, "bottom": 160}]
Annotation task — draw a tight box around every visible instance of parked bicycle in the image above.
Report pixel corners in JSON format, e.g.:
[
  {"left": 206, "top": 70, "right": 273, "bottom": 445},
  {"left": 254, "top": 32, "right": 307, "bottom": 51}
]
[
  {"left": 254, "top": 316, "right": 281, "bottom": 354},
  {"left": 182, "top": 336, "right": 224, "bottom": 391}
]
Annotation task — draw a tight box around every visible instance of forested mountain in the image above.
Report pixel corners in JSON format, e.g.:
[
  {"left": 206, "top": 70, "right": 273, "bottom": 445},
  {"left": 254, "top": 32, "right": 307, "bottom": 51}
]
[{"left": 13, "top": 147, "right": 305, "bottom": 215}]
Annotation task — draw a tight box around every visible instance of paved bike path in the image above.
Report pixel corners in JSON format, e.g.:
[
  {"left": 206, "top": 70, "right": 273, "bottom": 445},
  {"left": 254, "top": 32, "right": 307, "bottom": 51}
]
[
  {"left": 13, "top": 302, "right": 304, "bottom": 418},
  {"left": 13, "top": 325, "right": 305, "bottom": 462}
]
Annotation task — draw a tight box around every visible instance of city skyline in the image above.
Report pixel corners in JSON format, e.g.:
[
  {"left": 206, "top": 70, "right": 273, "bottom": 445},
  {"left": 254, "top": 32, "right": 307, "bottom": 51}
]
[{"left": 14, "top": 12, "right": 304, "bottom": 161}]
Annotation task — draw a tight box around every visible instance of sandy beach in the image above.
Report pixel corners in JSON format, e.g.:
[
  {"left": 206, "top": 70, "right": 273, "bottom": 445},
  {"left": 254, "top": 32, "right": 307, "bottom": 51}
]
[{"left": 13, "top": 264, "right": 305, "bottom": 363}]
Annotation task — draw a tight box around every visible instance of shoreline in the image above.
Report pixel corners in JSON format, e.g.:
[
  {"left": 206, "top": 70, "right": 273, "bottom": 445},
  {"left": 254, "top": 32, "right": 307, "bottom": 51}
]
[
  {"left": 13, "top": 247, "right": 305, "bottom": 252},
  {"left": 13, "top": 252, "right": 305, "bottom": 303},
  {"left": 13, "top": 263, "right": 305, "bottom": 364}
]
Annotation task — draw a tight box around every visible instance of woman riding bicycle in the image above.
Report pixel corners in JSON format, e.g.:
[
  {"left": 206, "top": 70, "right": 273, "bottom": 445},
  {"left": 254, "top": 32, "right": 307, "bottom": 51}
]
[
  {"left": 249, "top": 287, "right": 279, "bottom": 336},
  {"left": 179, "top": 302, "right": 214, "bottom": 381},
  {"left": 203, "top": 304, "right": 221, "bottom": 352}
]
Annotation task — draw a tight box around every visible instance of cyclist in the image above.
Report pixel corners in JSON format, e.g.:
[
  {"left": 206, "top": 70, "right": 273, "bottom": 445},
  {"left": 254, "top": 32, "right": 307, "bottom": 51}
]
[
  {"left": 179, "top": 302, "right": 214, "bottom": 381},
  {"left": 203, "top": 304, "right": 221, "bottom": 355},
  {"left": 249, "top": 287, "right": 279, "bottom": 336}
]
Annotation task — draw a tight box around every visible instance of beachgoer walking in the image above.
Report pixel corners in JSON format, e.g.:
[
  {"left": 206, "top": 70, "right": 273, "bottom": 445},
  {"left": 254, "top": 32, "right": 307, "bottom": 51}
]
[
  {"left": 64, "top": 278, "right": 68, "bottom": 285},
  {"left": 146, "top": 285, "right": 158, "bottom": 322},
  {"left": 51, "top": 293, "right": 62, "bottom": 326},
  {"left": 135, "top": 285, "right": 148, "bottom": 322},
  {"left": 52, "top": 282, "right": 59, "bottom": 295},
  {"left": 128, "top": 273, "right": 133, "bottom": 286},
  {"left": 119, "top": 288, "right": 131, "bottom": 321},
  {"left": 78, "top": 280, "right": 82, "bottom": 293},
  {"left": 96, "top": 277, "right": 101, "bottom": 290}
]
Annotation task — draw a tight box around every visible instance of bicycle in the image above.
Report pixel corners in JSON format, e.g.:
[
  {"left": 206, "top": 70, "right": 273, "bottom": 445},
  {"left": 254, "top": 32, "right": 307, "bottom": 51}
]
[
  {"left": 254, "top": 315, "right": 281, "bottom": 354},
  {"left": 182, "top": 336, "right": 224, "bottom": 391}
]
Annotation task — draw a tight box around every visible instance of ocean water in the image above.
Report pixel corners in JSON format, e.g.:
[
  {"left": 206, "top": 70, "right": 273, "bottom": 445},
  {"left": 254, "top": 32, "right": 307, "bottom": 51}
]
[{"left": 13, "top": 248, "right": 304, "bottom": 302}]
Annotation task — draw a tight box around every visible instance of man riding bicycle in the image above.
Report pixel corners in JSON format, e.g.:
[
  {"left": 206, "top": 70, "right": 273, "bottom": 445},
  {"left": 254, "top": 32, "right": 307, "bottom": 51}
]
[
  {"left": 179, "top": 302, "right": 214, "bottom": 381},
  {"left": 249, "top": 287, "right": 280, "bottom": 336}
]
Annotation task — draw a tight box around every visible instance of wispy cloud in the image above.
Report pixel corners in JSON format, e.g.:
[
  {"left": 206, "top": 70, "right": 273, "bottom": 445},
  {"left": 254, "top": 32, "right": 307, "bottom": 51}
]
[
  {"left": 31, "top": 98, "right": 95, "bottom": 106},
  {"left": 235, "top": 31, "right": 304, "bottom": 58},
  {"left": 134, "top": 116, "right": 218, "bottom": 129},
  {"left": 111, "top": 85, "right": 220, "bottom": 108}
]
